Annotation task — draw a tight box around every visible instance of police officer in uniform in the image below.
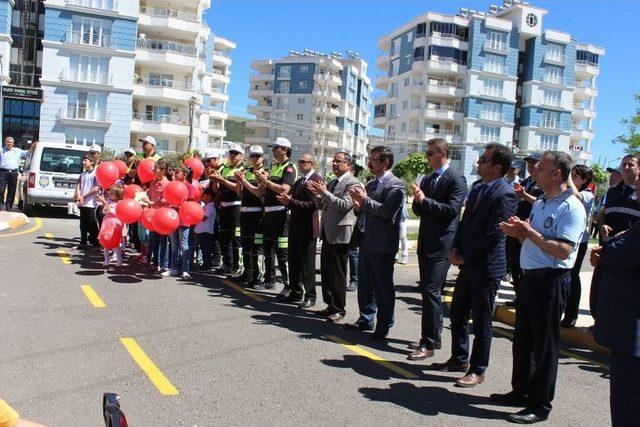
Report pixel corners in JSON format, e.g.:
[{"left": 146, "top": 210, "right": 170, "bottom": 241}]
[
  {"left": 209, "top": 143, "right": 245, "bottom": 276},
  {"left": 234, "top": 145, "right": 266, "bottom": 286},
  {"left": 598, "top": 154, "right": 640, "bottom": 242},
  {"left": 254, "top": 137, "right": 297, "bottom": 296},
  {"left": 496, "top": 151, "right": 587, "bottom": 424},
  {"left": 201, "top": 149, "right": 224, "bottom": 270},
  {"left": 505, "top": 153, "right": 543, "bottom": 306}
]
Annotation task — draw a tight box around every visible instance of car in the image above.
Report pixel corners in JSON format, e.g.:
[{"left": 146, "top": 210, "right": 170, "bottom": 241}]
[{"left": 18, "top": 142, "right": 93, "bottom": 215}]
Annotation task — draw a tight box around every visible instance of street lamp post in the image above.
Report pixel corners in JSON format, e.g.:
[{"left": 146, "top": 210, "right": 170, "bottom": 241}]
[{"left": 187, "top": 96, "right": 197, "bottom": 152}]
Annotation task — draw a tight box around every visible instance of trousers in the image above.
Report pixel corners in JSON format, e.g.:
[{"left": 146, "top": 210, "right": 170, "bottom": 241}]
[
  {"left": 219, "top": 205, "right": 241, "bottom": 271},
  {"left": 320, "top": 240, "right": 348, "bottom": 314},
  {"left": 240, "top": 211, "right": 264, "bottom": 282},
  {"left": 79, "top": 206, "right": 99, "bottom": 246},
  {"left": 262, "top": 210, "right": 288, "bottom": 286},
  {"left": 289, "top": 236, "right": 317, "bottom": 300},
  {"left": 418, "top": 254, "right": 450, "bottom": 350},
  {"left": 356, "top": 250, "right": 396, "bottom": 332},
  {"left": 0, "top": 169, "right": 18, "bottom": 209}
]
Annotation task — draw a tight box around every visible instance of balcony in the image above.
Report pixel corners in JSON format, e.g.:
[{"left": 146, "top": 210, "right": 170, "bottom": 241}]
[
  {"left": 428, "top": 32, "right": 468, "bottom": 50},
  {"left": 57, "top": 106, "right": 110, "bottom": 127},
  {"left": 248, "top": 87, "right": 273, "bottom": 99},
  {"left": 249, "top": 73, "right": 273, "bottom": 83},
  {"left": 575, "top": 60, "right": 600, "bottom": 77},
  {"left": 133, "top": 78, "right": 197, "bottom": 103},
  {"left": 314, "top": 90, "right": 341, "bottom": 102},
  {"left": 476, "top": 134, "right": 501, "bottom": 144},
  {"left": 136, "top": 39, "right": 200, "bottom": 69},
  {"left": 210, "top": 91, "right": 229, "bottom": 102},
  {"left": 481, "top": 63, "right": 508, "bottom": 76},
  {"left": 212, "top": 69, "right": 231, "bottom": 85},
  {"left": 573, "top": 105, "right": 596, "bottom": 119},
  {"left": 138, "top": 6, "right": 201, "bottom": 38},
  {"left": 208, "top": 127, "right": 227, "bottom": 138},
  {"left": 58, "top": 68, "right": 113, "bottom": 88},
  {"left": 373, "top": 116, "right": 386, "bottom": 129},
  {"left": 483, "top": 40, "right": 509, "bottom": 55},
  {"left": 541, "top": 75, "right": 566, "bottom": 88},
  {"left": 425, "top": 105, "right": 463, "bottom": 121},
  {"left": 130, "top": 112, "right": 190, "bottom": 137},
  {"left": 314, "top": 105, "right": 340, "bottom": 117},
  {"left": 63, "top": 31, "right": 115, "bottom": 51},
  {"left": 315, "top": 72, "right": 342, "bottom": 87},
  {"left": 212, "top": 50, "right": 232, "bottom": 67},
  {"left": 247, "top": 105, "right": 272, "bottom": 115},
  {"left": 375, "top": 74, "right": 388, "bottom": 90},
  {"left": 537, "top": 120, "right": 562, "bottom": 131},
  {"left": 64, "top": 0, "right": 119, "bottom": 14},
  {"left": 478, "top": 88, "right": 504, "bottom": 99},
  {"left": 315, "top": 123, "right": 341, "bottom": 134},
  {"left": 427, "top": 56, "right": 467, "bottom": 75},
  {"left": 376, "top": 55, "right": 390, "bottom": 70},
  {"left": 543, "top": 51, "right": 568, "bottom": 66},
  {"left": 208, "top": 109, "right": 228, "bottom": 120},
  {"left": 478, "top": 111, "right": 507, "bottom": 123},
  {"left": 574, "top": 81, "right": 598, "bottom": 99},
  {"left": 423, "top": 128, "right": 462, "bottom": 143},
  {"left": 374, "top": 96, "right": 387, "bottom": 106},
  {"left": 571, "top": 127, "right": 595, "bottom": 140}
]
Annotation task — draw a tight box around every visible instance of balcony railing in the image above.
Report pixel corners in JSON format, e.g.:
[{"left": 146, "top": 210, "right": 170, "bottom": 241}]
[
  {"left": 543, "top": 75, "right": 565, "bottom": 86},
  {"left": 59, "top": 68, "right": 113, "bottom": 85},
  {"left": 544, "top": 51, "right": 567, "bottom": 64},
  {"left": 139, "top": 6, "right": 199, "bottom": 22},
  {"left": 482, "top": 63, "right": 506, "bottom": 74},
  {"left": 477, "top": 134, "right": 501, "bottom": 143},
  {"left": 431, "top": 31, "right": 467, "bottom": 42},
  {"left": 575, "top": 81, "right": 595, "bottom": 89},
  {"left": 213, "top": 50, "right": 230, "bottom": 58},
  {"left": 576, "top": 59, "right": 599, "bottom": 68},
  {"left": 479, "top": 88, "right": 504, "bottom": 98},
  {"left": 64, "top": 31, "right": 115, "bottom": 48},
  {"left": 135, "top": 78, "right": 190, "bottom": 90},
  {"left": 136, "top": 39, "right": 197, "bottom": 57},
  {"left": 374, "top": 111, "right": 386, "bottom": 118},
  {"left": 538, "top": 120, "right": 561, "bottom": 130},
  {"left": 131, "top": 112, "right": 189, "bottom": 125},
  {"left": 65, "top": 0, "right": 118, "bottom": 11},
  {"left": 479, "top": 111, "right": 505, "bottom": 121},
  {"left": 483, "top": 40, "right": 508, "bottom": 52},
  {"left": 429, "top": 55, "right": 467, "bottom": 66},
  {"left": 58, "top": 106, "right": 108, "bottom": 122},
  {"left": 427, "top": 104, "right": 462, "bottom": 113},
  {"left": 424, "top": 128, "right": 461, "bottom": 138}
]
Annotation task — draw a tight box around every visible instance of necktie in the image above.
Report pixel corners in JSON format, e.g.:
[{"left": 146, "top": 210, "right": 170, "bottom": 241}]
[
  {"left": 473, "top": 183, "right": 487, "bottom": 212},
  {"left": 357, "top": 179, "right": 380, "bottom": 233},
  {"left": 430, "top": 173, "right": 440, "bottom": 193}
]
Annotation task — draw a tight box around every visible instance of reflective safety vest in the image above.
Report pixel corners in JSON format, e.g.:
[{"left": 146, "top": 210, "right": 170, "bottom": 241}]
[
  {"left": 219, "top": 162, "right": 244, "bottom": 203},
  {"left": 264, "top": 159, "right": 298, "bottom": 207},
  {"left": 242, "top": 166, "right": 264, "bottom": 208}
]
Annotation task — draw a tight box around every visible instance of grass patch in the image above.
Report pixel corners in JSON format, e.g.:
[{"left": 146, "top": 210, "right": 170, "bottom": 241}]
[{"left": 407, "top": 232, "right": 419, "bottom": 241}]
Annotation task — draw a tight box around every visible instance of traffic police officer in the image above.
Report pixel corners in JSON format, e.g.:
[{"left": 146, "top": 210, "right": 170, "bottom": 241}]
[
  {"left": 234, "top": 145, "right": 266, "bottom": 286},
  {"left": 496, "top": 151, "right": 586, "bottom": 424},
  {"left": 599, "top": 154, "right": 640, "bottom": 242},
  {"left": 210, "top": 143, "right": 245, "bottom": 276},
  {"left": 255, "top": 137, "right": 297, "bottom": 295}
]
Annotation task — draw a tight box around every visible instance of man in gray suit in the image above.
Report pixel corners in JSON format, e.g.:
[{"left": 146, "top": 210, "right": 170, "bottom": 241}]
[
  {"left": 308, "top": 152, "right": 361, "bottom": 323},
  {"left": 350, "top": 146, "right": 406, "bottom": 340}
]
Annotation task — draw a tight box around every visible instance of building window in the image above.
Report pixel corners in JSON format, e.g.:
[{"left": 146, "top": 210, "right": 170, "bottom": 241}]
[
  {"left": 544, "top": 65, "right": 563, "bottom": 84},
  {"left": 401, "top": 122, "right": 407, "bottom": 131},
  {"left": 402, "top": 100, "right": 408, "bottom": 110},
  {"left": 155, "top": 138, "right": 170, "bottom": 152},
  {"left": 543, "top": 89, "right": 561, "bottom": 106},
  {"left": 297, "top": 97, "right": 305, "bottom": 104},
  {"left": 482, "top": 78, "right": 503, "bottom": 97},
  {"left": 546, "top": 42, "right": 565, "bottom": 62},
  {"left": 402, "top": 54, "right": 412, "bottom": 66},
  {"left": 541, "top": 110, "right": 560, "bottom": 129},
  {"left": 539, "top": 133, "right": 558, "bottom": 150},
  {"left": 390, "top": 60, "right": 399, "bottom": 76},
  {"left": 390, "top": 82, "right": 398, "bottom": 97},
  {"left": 404, "top": 77, "right": 410, "bottom": 87},
  {"left": 65, "top": 127, "right": 105, "bottom": 146},
  {"left": 296, "top": 113, "right": 304, "bottom": 121},
  {"left": 407, "top": 32, "right": 413, "bottom": 42},
  {"left": 298, "top": 81, "right": 307, "bottom": 89},
  {"left": 71, "top": 16, "right": 112, "bottom": 47},
  {"left": 389, "top": 104, "right": 397, "bottom": 117},
  {"left": 484, "top": 53, "right": 506, "bottom": 73},
  {"left": 482, "top": 102, "right": 502, "bottom": 121},
  {"left": 450, "top": 146, "right": 462, "bottom": 160},
  {"left": 416, "top": 22, "right": 427, "bottom": 37},
  {"left": 277, "top": 81, "right": 290, "bottom": 94},
  {"left": 69, "top": 54, "right": 110, "bottom": 84},
  {"left": 299, "top": 65, "right": 309, "bottom": 73},
  {"left": 486, "top": 30, "right": 508, "bottom": 50},
  {"left": 480, "top": 125, "right": 500, "bottom": 142},
  {"left": 67, "top": 90, "right": 106, "bottom": 121},
  {"left": 391, "top": 38, "right": 400, "bottom": 56},
  {"left": 278, "top": 65, "right": 291, "bottom": 78}
]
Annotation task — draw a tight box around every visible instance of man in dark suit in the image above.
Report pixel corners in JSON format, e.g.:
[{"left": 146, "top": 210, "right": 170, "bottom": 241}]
[
  {"left": 433, "top": 143, "right": 516, "bottom": 388},
  {"left": 408, "top": 138, "right": 467, "bottom": 360},
  {"left": 592, "top": 177, "right": 640, "bottom": 427},
  {"left": 349, "top": 146, "right": 406, "bottom": 340},
  {"left": 277, "top": 153, "right": 323, "bottom": 308}
]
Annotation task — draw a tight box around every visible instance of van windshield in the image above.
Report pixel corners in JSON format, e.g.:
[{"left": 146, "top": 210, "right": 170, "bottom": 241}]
[{"left": 40, "top": 147, "right": 85, "bottom": 174}]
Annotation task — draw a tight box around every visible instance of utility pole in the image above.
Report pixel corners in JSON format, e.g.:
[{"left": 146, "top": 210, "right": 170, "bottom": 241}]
[{"left": 188, "top": 96, "right": 197, "bottom": 151}]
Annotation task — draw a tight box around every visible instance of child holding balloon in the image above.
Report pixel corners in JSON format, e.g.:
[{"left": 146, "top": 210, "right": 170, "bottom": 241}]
[
  {"left": 164, "top": 165, "right": 195, "bottom": 279},
  {"left": 99, "top": 184, "right": 126, "bottom": 267}
]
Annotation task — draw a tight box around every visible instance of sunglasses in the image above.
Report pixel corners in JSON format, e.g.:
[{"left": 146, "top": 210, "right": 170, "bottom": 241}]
[
  {"left": 477, "top": 155, "right": 490, "bottom": 164},
  {"left": 426, "top": 150, "right": 440, "bottom": 157},
  {"left": 298, "top": 159, "right": 312, "bottom": 165}
]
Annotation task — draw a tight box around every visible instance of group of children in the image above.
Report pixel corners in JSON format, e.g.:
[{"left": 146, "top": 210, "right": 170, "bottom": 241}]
[{"left": 75, "top": 155, "right": 218, "bottom": 277}]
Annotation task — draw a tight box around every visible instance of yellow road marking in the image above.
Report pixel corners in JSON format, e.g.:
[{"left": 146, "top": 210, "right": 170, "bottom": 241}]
[
  {"left": 80, "top": 285, "right": 106, "bottom": 308},
  {"left": 119, "top": 337, "right": 179, "bottom": 396},
  {"left": 327, "top": 334, "right": 418, "bottom": 379},
  {"left": 45, "top": 232, "right": 54, "bottom": 239},
  {"left": 0, "top": 217, "right": 42, "bottom": 237},
  {"left": 222, "top": 279, "right": 264, "bottom": 302},
  {"left": 56, "top": 250, "right": 72, "bottom": 264}
]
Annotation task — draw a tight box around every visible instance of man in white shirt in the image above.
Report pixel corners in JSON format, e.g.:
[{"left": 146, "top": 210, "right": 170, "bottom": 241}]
[{"left": 0, "top": 137, "right": 35, "bottom": 211}]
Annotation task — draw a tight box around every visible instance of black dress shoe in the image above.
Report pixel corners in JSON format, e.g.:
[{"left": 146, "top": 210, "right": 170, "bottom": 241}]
[
  {"left": 430, "top": 358, "right": 470, "bottom": 372},
  {"left": 277, "top": 288, "right": 291, "bottom": 300},
  {"left": 508, "top": 408, "right": 549, "bottom": 424},
  {"left": 283, "top": 294, "right": 304, "bottom": 304},
  {"left": 370, "top": 330, "right": 388, "bottom": 341},
  {"left": 299, "top": 298, "right": 315, "bottom": 309},
  {"left": 345, "top": 322, "right": 374, "bottom": 332},
  {"left": 315, "top": 307, "right": 334, "bottom": 316},
  {"left": 560, "top": 318, "right": 576, "bottom": 328},
  {"left": 409, "top": 340, "right": 441, "bottom": 350},
  {"left": 490, "top": 391, "right": 529, "bottom": 407},
  {"left": 263, "top": 280, "right": 276, "bottom": 290}
]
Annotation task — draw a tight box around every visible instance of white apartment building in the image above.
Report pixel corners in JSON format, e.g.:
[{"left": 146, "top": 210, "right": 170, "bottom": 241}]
[
  {"left": 374, "top": 0, "right": 604, "bottom": 180},
  {"left": 246, "top": 50, "right": 371, "bottom": 172}
]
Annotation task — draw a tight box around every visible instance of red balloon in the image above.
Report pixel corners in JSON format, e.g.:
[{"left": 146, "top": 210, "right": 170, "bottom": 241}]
[
  {"left": 137, "top": 159, "right": 156, "bottom": 184},
  {"left": 114, "top": 160, "right": 128, "bottom": 179},
  {"left": 191, "top": 180, "right": 203, "bottom": 202},
  {"left": 99, "top": 225, "right": 123, "bottom": 250},
  {"left": 95, "top": 162, "right": 119, "bottom": 189},
  {"left": 184, "top": 157, "right": 205, "bottom": 180},
  {"left": 179, "top": 201, "right": 204, "bottom": 226},
  {"left": 164, "top": 181, "right": 189, "bottom": 206},
  {"left": 115, "top": 199, "right": 142, "bottom": 224},
  {"left": 152, "top": 207, "right": 180, "bottom": 235},
  {"left": 140, "top": 208, "right": 156, "bottom": 232},
  {"left": 124, "top": 184, "right": 143, "bottom": 200}
]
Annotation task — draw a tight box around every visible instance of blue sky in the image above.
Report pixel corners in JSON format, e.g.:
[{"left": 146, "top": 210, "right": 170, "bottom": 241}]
[{"left": 206, "top": 0, "right": 640, "bottom": 167}]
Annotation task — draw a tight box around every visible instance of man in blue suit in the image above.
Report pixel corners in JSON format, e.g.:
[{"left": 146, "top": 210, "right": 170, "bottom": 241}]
[
  {"left": 349, "top": 146, "right": 406, "bottom": 340},
  {"left": 593, "top": 176, "right": 640, "bottom": 427},
  {"left": 433, "top": 143, "right": 516, "bottom": 388}
]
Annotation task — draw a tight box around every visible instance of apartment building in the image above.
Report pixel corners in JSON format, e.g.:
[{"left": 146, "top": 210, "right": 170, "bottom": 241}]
[
  {"left": 374, "top": 0, "right": 604, "bottom": 180},
  {"left": 246, "top": 50, "right": 371, "bottom": 172},
  {"left": 37, "top": 0, "right": 235, "bottom": 153}
]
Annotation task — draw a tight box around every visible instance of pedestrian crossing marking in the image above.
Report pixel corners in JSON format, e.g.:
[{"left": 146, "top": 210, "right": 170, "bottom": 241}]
[
  {"left": 222, "top": 279, "right": 265, "bottom": 302},
  {"left": 80, "top": 285, "right": 106, "bottom": 308},
  {"left": 56, "top": 250, "right": 72, "bottom": 264},
  {"left": 327, "top": 334, "right": 418, "bottom": 379},
  {"left": 119, "top": 337, "right": 179, "bottom": 396}
]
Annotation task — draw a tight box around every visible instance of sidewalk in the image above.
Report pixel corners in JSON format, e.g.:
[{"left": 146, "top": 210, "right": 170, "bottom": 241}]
[{"left": 0, "top": 211, "right": 29, "bottom": 232}]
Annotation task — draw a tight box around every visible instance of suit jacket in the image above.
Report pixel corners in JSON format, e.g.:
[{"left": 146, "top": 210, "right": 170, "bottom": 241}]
[
  {"left": 453, "top": 178, "right": 517, "bottom": 279},
  {"left": 315, "top": 172, "right": 360, "bottom": 245},
  {"left": 359, "top": 172, "right": 406, "bottom": 254},
  {"left": 594, "top": 220, "right": 640, "bottom": 357},
  {"left": 413, "top": 167, "right": 467, "bottom": 259},
  {"left": 288, "top": 172, "right": 323, "bottom": 241}
]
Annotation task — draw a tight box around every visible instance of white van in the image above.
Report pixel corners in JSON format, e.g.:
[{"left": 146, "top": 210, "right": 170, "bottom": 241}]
[{"left": 18, "top": 142, "right": 92, "bottom": 215}]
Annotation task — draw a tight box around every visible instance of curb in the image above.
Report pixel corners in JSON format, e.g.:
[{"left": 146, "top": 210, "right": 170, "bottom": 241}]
[
  {"left": 0, "top": 213, "right": 30, "bottom": 232},
  {"left": 493, "top": 304, "right": 610, "bottom": 355}
]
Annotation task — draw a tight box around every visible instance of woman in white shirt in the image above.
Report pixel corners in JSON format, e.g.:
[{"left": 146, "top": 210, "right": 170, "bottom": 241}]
[{"left": 75, "top": 155, "right": 100, "bottom": 248}]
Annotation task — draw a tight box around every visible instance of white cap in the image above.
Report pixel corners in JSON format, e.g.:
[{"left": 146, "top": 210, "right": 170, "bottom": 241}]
[
  {"left": 139, "top": 135, "right": 157, "bottom": 147},
  {"left": 88, "top": 144, "right": 102, "bottom": 153},
  {"left": 123, "top": 148, "right": 136, "bottom": 156},
  {"left": 202, "top": 148, "right": 222, "bottom": 159},
  {"left": 249, "top": 145, "right": 264, "bottom": 156},
  {"left": 227, "top": 143, "right": 244, "bottom": 154},
  {"left": 268, "top": 137, "right": 292, "bottom": 149}
]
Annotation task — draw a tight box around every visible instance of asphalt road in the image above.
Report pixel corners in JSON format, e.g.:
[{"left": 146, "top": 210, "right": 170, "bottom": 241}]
[{"left": 0, "top": 209, "right": 611, "bottom": 426}]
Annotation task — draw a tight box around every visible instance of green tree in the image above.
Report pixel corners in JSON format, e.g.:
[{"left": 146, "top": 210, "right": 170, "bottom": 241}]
[
  {"left": 613, "top": 92, "right": 640, "bottom": 155},
  {"left": 392, "top": 152, "right": 433, "bottom": 185},
  {"left": 590, "top": 163, "right": 608, "bottom": 184}
]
